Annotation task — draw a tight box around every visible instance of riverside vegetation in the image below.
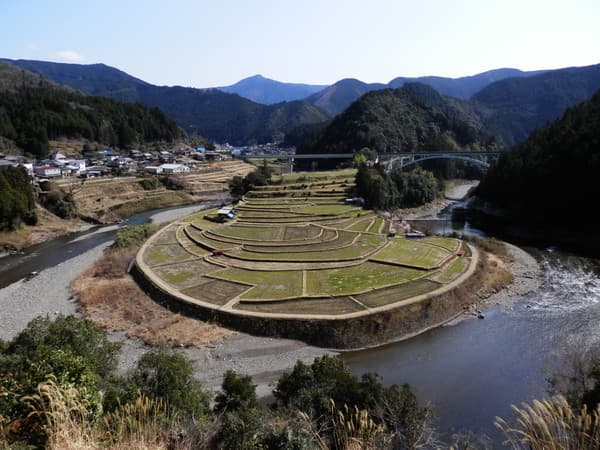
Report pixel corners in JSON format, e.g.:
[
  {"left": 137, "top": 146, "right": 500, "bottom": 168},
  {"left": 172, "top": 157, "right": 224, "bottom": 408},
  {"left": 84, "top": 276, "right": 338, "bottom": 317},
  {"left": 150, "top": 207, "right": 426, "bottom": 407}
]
[
  {"left": 476, "top": 89, "right": 600, "bottom": 228},
  {"left": 3, "top": 314, "right": 600, "bottom": 449}
]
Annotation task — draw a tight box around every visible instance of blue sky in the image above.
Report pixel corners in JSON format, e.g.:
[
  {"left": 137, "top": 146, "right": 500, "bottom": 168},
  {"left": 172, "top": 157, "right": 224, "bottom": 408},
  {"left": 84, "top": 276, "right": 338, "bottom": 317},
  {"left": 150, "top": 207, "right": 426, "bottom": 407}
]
[{"left": 2, "top": 0, "right": 600, "bottom": 87}]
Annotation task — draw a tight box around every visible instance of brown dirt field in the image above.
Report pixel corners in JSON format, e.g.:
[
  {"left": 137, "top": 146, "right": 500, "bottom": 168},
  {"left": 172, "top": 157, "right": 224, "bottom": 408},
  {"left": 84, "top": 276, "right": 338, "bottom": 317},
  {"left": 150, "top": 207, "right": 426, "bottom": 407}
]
[{"left": 70, "top": 246, "right": 234, "bottom": 347}]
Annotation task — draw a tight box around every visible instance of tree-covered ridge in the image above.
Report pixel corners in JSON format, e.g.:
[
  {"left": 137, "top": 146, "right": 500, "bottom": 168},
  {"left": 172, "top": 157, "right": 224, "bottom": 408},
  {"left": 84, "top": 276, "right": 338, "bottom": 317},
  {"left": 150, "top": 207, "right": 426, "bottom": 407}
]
[
  {"left": 3, "top": 59, "right": 332, "bottom": 145},
  {"left": 473, "top": 63, "right": 600, "bottom": 145},
  {"left": 476, "top": 89, "right": 600, "bottom": 221},
  {"left": 0, "top": 86, "right": 182, "bottom": 158},
  {"left": 0, "top": 59, "right": 148, "bottom": 101},
  {"left": 0, "top": 166, "right": 36, "bottom": 230},
  {"left": 298, "top": 84, "right": 483, "bottom": 156},
  {"left": 0, "top": 61, "right": 67, "bottom": 93}
]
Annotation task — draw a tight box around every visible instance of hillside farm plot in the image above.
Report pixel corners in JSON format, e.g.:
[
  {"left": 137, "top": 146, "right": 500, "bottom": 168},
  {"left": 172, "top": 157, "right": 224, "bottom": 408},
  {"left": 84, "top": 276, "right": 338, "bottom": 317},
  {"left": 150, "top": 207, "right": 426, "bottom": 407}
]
[
  {"left": 210, "top": 268, "right": 303, "bottom": 300},
  {"left": 136, "top": 170, "right": 476, "bottom": 323},
  {"left": 370, "top": 239, "right": 455, "bottom": 269},
  {"left": 212, "top": 225, "right": 285, "bottom": 241},
  {"left": 143, "top": 243, "right": 198, "bottom": 267},
  {"left": 306, "top": 262, "right": 424, "bottom": 296},
  {"left": 153, "top": 260, "right": 221, "bottom": 289}
]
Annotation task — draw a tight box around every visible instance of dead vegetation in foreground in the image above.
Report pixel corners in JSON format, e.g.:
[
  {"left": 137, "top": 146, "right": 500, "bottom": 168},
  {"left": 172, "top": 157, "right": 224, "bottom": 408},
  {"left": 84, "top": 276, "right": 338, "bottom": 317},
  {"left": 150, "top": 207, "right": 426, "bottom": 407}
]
[{"left": 70, "top": 245, "right": 234, "bottom": 348}]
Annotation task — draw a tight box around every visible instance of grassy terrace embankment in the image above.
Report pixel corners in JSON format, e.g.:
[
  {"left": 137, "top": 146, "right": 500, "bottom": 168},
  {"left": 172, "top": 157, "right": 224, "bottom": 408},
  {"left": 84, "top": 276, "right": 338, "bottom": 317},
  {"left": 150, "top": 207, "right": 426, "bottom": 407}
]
[{"left": 133, "top": 169, "right": 480, "bottom": 348}]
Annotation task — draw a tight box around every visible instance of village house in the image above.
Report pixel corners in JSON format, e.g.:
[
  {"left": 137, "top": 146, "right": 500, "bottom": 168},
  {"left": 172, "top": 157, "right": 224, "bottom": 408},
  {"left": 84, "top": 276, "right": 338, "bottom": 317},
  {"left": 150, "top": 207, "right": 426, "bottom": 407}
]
[
  {"left": 160, "top": 163, "right": 190, "bottom": 174},
  {"left": 34, "top": 165, "right": 61, "bottom": 178}
]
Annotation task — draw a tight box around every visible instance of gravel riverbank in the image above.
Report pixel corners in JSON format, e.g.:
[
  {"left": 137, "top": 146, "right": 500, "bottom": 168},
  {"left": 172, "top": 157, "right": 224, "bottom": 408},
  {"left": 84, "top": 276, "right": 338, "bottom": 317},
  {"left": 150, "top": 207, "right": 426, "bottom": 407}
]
[{"left": 0, "top": 218, "right": 332, "bottom": 398}]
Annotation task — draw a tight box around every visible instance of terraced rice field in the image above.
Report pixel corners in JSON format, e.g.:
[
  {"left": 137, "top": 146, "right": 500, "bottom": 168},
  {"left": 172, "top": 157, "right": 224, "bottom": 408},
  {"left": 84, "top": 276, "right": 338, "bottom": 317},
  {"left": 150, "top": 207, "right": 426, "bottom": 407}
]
[{"left": 136, "top": 170, "right": 475, "bottom": 317}]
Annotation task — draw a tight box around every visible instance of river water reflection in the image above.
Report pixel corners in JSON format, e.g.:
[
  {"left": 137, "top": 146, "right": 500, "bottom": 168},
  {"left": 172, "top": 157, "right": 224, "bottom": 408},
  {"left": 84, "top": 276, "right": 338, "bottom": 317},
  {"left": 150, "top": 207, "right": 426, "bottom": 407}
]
[{"left": 344, "top": 210, "right": 600, "bottom": 444}]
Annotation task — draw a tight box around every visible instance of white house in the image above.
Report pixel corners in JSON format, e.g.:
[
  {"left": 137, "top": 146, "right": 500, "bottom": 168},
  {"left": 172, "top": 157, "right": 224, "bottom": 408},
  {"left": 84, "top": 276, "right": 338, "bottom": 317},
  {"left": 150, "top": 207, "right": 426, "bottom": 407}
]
[
  {"left": 144, "top": 165, "right": 163, "bottom": 174},
  {"left": 34, "top": 165, "right": 61, "bottom": 178},
  {"left": 160, "top": 163, "right": 190, "bottom": 174}
]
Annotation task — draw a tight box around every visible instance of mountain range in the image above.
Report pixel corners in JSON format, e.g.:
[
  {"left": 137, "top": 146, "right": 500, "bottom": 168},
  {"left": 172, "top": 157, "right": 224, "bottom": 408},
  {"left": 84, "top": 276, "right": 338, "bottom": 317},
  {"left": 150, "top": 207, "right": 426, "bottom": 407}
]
[
  {"left": 0, "top": 61, "right": 181, "bottom": 158},
  {"left": 2, "top": 58, "right": 600, "bottom": 149},
  {"left": 305, "top": 68, "right": 545, "bottom": 114},
  {"left": 212, "top": 68, "right": 545, "bottom": 113},
  {"left": 1, "top": 59, "right": 331, "bottom": 145}
]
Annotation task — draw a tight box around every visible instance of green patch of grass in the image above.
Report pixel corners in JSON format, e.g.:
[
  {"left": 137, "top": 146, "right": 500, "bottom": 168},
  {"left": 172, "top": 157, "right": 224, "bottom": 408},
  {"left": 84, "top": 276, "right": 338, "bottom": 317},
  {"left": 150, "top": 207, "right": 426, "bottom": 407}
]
[
  {"left": 242, "top": 229, "right": 356, "bottom": 254},
  {"left": 306, "top": 262, "right": 424, "bottom": 296},
  {"left": 185, "top": 226, "right": 237, "bottom": 250},
  {"left": 153, "top": 260, "right": 219, "bottom": 288},
  {"left": 348, "top": 217, "right": 374, "bottom": 232},
  {"left": 367, "top": 216, "right": 384, "bottom": 234},
  {"left": 215, "top": 225, "right": 284, "bottom": 241},
  {"left": 270, "top": 168, "right": 357, "bottom": 185},
  {"left": 434, "top": 256, "right": 469, "bottom": 283},
  {"left": 209, "top": 268, "right": 303, "bottom": 300},
  {"left": 291, "top": 204, "right": 356, "bottom": 216},
  {"left": 232, "top": 233, "right": 383, "bottom": 261},
  {"left": 282, "top": 224, "right": 324, "bottom": 241},
  {"left": 422, "top": 236, "right": 461, "bottom": 252},
  {"left": 236, "top": 210, "right": 304, "bottom": 220},
  {"left": 176, "top": 226, "right": 208, "bottom": 254},
  {"left": 186, "top": 207, "right": 222, "bottom": 230},
  {"left": 143, "top": 243, "right": 195, "bottom": 266},
  {"left": 236, "top": 215, "right": 352, "bottom": 224},
  {"left": 150, "top": 225, "right": 178, "bottom": 245},
  {"left": 371, "top": 239, "right": 452, "bottom": 269}
]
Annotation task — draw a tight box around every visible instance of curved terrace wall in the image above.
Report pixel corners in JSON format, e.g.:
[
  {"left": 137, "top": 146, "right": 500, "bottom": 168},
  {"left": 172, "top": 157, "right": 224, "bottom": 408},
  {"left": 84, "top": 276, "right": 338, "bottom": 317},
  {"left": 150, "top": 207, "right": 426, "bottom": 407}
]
[
  {"left": 132, "top": 177, "right": 482, "bottom": 348},
  {"left": 131, "top": 245, "right": 480, "bottom": 349}
]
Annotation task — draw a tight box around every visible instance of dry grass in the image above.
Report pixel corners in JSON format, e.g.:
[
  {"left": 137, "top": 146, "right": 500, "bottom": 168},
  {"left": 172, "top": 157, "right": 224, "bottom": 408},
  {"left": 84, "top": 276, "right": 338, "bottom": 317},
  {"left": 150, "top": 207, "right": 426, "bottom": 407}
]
[
  {"left": 495, "top": 395, "right": 600, "bottom": 449},
  {"left": 70, "top": 246, "right": 233, "bottom": 348},
  {"left": 298, "top": 400, "right": 384, "bottom": 450},
  {"left": 482, "top": 252, "right": 515, "bottom": 293},
  {"left": 0, "top": 205, "right": 82, "bottom": 250},
  {"left": 14, "top": 377, "right": 193, "bottom": 450},
  {"left": 468, "top": 236, "right": 514, "bottom": 262}
]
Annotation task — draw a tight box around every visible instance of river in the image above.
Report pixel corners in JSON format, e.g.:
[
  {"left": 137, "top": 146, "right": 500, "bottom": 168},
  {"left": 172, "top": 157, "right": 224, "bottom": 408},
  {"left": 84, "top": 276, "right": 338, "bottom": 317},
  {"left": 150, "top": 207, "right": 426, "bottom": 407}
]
[
  {"left": 1, "top": 199, "right": 599, "bottom": 446},
  {"left": 0, "top": 201, "right": 221, "bottom": 289},
  {"left": 343, "top": 204, "right": 600, "bottom": 444}
]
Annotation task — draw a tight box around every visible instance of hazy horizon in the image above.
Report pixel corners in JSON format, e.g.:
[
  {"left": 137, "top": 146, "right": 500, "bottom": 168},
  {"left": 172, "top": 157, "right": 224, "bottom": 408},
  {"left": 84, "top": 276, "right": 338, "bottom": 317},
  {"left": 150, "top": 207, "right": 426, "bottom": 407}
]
[{"left": 2, "top": 0, "right": 599, "bottom": 88}]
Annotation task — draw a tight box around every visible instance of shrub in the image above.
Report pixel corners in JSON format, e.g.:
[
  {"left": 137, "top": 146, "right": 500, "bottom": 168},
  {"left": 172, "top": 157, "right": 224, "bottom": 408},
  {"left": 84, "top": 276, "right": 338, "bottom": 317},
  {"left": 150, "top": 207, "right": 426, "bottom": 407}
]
[
  {"left": 113, "top": 223, "right": 157, "bottom": 248},
  {"left": 0, "top": 316, "right": 119, "bottom": 444},
  {"left": 139, "top": 177, "right": 161, "bottom": 190},
  {"left": 131, "top": 345, "right": 210, "bottom": 419},
  {"left": 23, "top": 209, "right": 38, "bottom": 226},
  {"left": 214, "top": 370, "right": 258, "bottom": 414}
]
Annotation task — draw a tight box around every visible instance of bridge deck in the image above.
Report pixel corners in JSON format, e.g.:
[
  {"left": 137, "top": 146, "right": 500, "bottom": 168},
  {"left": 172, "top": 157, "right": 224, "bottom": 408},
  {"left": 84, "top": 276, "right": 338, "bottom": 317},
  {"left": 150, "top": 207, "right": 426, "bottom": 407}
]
[{"left": 244, "top": 151, "right": 501, "bottom": 160}]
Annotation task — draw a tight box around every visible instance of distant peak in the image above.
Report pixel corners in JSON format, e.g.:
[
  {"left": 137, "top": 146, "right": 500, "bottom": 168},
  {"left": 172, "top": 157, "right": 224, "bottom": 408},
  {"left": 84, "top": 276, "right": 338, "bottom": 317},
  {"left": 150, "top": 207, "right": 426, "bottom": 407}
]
[{"left": 243, "top": 74, "right": 267, "bottom": 81}]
